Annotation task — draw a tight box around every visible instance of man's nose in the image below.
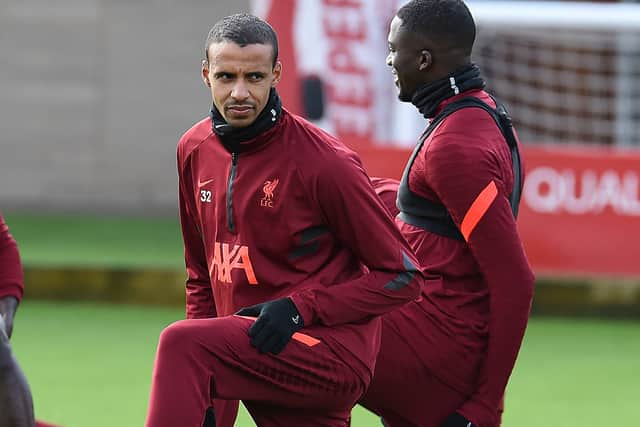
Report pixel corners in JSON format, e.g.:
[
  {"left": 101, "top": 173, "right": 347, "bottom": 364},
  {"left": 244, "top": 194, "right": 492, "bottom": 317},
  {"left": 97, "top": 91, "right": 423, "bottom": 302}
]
[
  {"left": 386, "top": 53, "right": 392, "bottom": 67},
  {"left": 231, "top": 81, "right": 250, "bottom": 101}
]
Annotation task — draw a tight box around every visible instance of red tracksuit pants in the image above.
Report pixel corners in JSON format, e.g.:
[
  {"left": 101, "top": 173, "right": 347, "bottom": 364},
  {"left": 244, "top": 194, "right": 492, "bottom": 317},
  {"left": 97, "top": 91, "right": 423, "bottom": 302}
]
[
  {"left": 145, "top": 315, "right": 366, "bottom": 427},
  {"left": 358, "top": 311, "right": 503, "bottom": 427}
]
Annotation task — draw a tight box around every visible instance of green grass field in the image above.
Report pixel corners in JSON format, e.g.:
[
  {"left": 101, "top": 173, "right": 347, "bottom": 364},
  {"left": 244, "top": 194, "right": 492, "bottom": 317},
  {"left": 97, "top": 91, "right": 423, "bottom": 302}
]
[
  {"left": 12, "top": 302, "right": 639, "bottom": 427},
  {"left": 3, "top": 213, "right": 640, "bottom": 426},
  {"left": 4, "top": 213, "right": 183, "bottom": 268}
]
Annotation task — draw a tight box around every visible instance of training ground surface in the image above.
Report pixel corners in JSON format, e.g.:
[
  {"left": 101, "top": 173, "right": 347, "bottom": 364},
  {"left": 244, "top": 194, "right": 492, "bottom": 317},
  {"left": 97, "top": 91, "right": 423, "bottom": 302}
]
[
  {"left": 10, "top": 302, "right": 639, "bottom": 427},
  {"left": 3, "top": 213, "right": 640, "bottom": 425}
]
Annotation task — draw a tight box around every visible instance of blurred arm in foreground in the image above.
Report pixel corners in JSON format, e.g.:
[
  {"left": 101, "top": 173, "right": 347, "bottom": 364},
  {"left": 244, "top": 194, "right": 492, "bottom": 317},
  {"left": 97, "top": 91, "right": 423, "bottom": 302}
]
[
  {"left": 0, "top": 315, "right": 35, "bottom": 427},
  {"left": 0, "top": 214, "right": 24, "bottom": 339}
]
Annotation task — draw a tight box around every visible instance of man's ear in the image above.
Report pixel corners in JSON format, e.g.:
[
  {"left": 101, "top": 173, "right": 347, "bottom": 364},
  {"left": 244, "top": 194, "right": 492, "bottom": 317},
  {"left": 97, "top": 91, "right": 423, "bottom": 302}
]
[
  {"left": 202, "top": 59, "right": 211, "bottom": 87},
  {"left": 271, "top": 61, "right": 282, "bottom": 86},
  {"left": 419, "top": 49, "right": 432, "bottom": 71}
]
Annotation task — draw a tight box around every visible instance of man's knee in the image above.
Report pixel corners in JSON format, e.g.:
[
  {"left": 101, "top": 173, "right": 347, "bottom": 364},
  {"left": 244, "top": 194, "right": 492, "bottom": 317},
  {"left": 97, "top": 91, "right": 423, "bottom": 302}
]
[{"left": 157, "top": 320, "right": 195, "bottom": 355}]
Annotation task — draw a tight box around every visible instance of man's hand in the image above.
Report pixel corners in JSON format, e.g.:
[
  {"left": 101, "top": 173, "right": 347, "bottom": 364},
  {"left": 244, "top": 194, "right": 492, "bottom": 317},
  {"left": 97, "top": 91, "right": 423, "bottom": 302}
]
[
  {"left": 0, "top": 297, "right": 18, "bottom": 339},
  {"left": 235, "top": 298, "right": 303, "bottom": 354},
  {"left": 442, "top": 413, "right": 475, "bottom": 427}
]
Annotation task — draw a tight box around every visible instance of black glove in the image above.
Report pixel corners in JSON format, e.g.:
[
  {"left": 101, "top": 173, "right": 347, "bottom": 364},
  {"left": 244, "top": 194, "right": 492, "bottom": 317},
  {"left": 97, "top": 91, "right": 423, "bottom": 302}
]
[
  {"left": 442, "top": 413, "right": 475, "bottom": 427},
  {"left": 235, "top": 297, "right": 303, "bottom": 355}
]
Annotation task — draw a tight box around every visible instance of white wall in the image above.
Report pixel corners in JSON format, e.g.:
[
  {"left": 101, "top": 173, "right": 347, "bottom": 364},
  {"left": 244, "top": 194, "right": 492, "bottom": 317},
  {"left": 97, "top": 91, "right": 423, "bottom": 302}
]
[{"left": 0, "top": 0, "right": 249, "bottom": 214}]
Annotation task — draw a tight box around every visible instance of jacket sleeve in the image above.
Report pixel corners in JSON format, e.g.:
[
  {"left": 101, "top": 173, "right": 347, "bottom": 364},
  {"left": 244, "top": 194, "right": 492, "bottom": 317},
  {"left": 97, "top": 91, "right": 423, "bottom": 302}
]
[
  {"left": 426, "top": 129, "right": 534, "bottom": 427},
  {"left": 370, "top": 177, "right": 401, "bottom": 217},
  {"left": 289, "top": 151, "right": 423, "bottom": 327},
  {"left": 0, "top": 216, "right": 23, "bottom": 301},
  {"left": 177, "top": 147, "right": 216, "bottom": 319}
]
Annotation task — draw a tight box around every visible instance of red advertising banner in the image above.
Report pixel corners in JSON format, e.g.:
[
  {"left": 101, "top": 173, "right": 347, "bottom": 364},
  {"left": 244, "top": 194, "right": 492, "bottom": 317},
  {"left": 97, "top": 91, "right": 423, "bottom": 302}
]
[{"left": 517, "top": 145, "right": 640, "bottom": 278}]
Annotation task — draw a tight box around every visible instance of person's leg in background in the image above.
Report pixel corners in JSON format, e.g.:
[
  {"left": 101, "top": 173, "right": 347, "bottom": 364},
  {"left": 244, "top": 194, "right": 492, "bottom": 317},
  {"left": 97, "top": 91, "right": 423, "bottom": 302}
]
[{"left": 359, "top": 316, "right": 467, "bottom": 427}]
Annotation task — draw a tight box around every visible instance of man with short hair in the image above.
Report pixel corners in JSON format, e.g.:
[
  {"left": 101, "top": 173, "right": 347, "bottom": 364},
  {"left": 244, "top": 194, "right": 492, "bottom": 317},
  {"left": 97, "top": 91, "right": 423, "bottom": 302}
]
[
  {"left": 358, "top": 1, "right": 535, "bottom": 426},
  {"left": 144, "top": 13, "right": 424, "bottom": 427}
]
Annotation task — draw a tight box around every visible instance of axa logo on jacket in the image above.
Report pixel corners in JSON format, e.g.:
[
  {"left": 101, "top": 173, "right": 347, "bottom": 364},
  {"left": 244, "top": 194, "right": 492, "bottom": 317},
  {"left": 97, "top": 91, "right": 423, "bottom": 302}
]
[{"left": 211, "top": 241, "right": 258, "bottom": 285}]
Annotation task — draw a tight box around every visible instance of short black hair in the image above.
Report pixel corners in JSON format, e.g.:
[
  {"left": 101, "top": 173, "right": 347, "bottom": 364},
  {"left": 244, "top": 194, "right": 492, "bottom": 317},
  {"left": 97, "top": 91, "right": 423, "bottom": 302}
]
[
  {"left": 205, "top": 13, "right": 279, "bottom": 67},
  {"left": 397, "top": 0, "right": 475, "bottom": 56}
]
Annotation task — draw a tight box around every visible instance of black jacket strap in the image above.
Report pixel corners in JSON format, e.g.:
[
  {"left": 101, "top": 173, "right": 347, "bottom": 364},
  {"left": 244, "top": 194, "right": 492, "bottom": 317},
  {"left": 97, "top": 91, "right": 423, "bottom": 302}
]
[{"left": 397, "top": 96, "right": 523, "bottom": 241}]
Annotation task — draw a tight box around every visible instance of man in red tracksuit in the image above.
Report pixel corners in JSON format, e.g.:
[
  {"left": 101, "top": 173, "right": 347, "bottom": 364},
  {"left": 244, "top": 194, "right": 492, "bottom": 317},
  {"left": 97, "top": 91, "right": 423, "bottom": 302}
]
[
  {"left": 144, "top": 13, "right": 424, "bottom": 427},
  {"left": 359, "top": 2, "right": 535, "bottom": 427}
]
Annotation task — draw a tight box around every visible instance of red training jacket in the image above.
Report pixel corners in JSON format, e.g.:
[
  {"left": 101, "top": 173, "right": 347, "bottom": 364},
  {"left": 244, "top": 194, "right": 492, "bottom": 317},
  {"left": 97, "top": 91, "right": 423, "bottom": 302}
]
[
  {"left": 393, "top": 89, "right": 535, "bottom": 427},
  {"left": 0, "top": 215, "right": 23, "bottom": 301},
  {"left": 370, "top": 177, "right": 400, "bottom": 217},
  {"left": 177, "top": 109, "right": 423, "bottom": 382}
]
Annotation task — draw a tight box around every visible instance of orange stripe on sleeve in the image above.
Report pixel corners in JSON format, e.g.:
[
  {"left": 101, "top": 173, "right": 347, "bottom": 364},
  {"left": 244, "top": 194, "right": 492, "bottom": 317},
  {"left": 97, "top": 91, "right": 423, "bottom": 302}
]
[{"left": 460, "top": 181, "right": 498, "bottom": 242}]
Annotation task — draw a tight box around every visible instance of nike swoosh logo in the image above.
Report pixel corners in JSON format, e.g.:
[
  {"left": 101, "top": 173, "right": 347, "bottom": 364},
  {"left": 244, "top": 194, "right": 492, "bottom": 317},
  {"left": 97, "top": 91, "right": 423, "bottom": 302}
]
[
  {"left": 291, "top": 315, "right": 300, "bottom": 325},
  {"left": 198, "top": 178, "right": 214, "bottom": 187}
]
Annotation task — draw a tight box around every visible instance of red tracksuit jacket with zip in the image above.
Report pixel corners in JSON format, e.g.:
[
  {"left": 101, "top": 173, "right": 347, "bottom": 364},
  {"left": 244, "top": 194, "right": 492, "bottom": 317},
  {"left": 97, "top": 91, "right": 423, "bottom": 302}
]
[{"left": 177, "top": 108, "right": 423, "bottom": 382}]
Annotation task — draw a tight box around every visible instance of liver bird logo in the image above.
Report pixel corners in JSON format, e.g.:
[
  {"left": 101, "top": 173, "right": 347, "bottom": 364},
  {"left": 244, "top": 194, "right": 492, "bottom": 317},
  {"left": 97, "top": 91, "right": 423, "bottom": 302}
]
[{"left": 261, "top": 178, "right": 279, "bottom": 207}]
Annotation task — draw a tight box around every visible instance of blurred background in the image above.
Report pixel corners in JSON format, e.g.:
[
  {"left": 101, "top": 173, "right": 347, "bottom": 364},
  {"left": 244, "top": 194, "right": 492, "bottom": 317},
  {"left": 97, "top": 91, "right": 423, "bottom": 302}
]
[{"left": 1, "top": 0, "right": 639, "bottom": 425}]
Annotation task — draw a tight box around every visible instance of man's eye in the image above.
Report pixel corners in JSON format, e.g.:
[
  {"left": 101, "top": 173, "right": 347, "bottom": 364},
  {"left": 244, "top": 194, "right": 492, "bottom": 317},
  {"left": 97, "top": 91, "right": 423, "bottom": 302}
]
[{"left": 249, "top": 74, "right": 263, "bottom": 81}]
